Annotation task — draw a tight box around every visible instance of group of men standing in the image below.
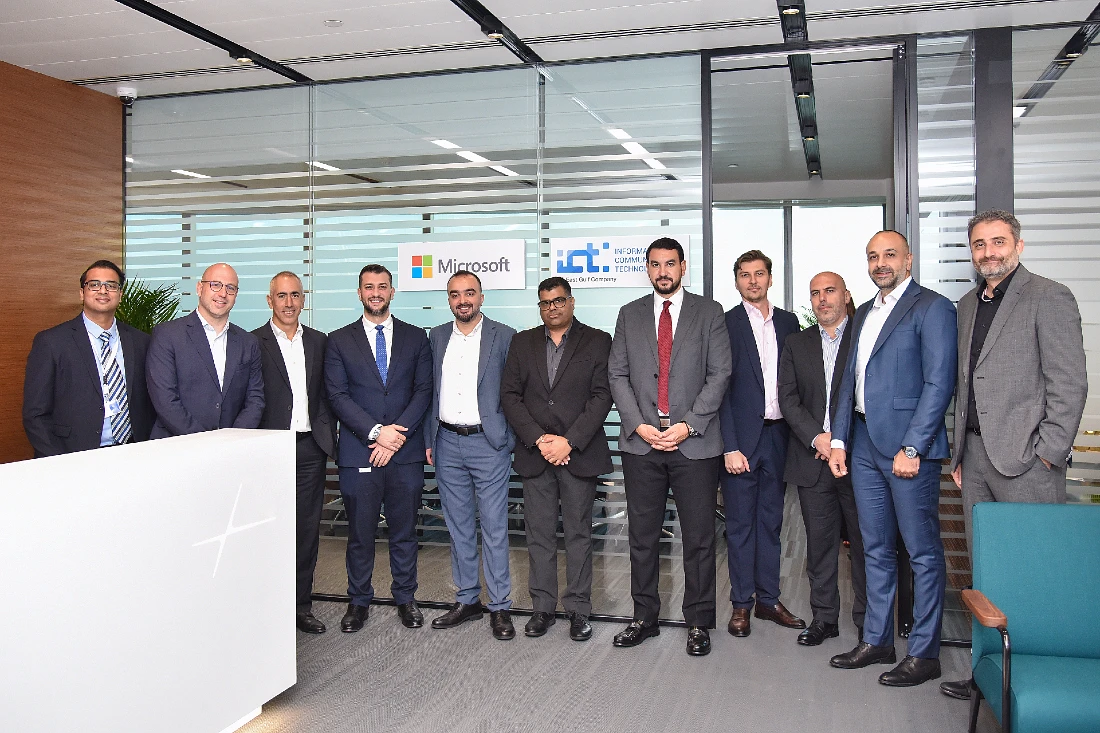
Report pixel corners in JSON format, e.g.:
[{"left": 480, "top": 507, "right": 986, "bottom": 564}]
[{"left": 22, "top": 208, "right": 1085, "bottom": 691}]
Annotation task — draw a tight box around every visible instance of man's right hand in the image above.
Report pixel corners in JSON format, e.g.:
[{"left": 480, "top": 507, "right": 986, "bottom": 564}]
[
  {"left": 951, "top": 463, "right": 962, "bottom": 489},
  {"left": 724, "top": 450, "right": 750, "bottom": 474},
  {"left": 813, "top": 432, "right": 832, "bottom": 461},
  {"left": 635, "top": 424, "right": 670, "bottom": 450},
  {"left": 377, "top": 424, "right": 408, "bottom": 451},
  {"left": 829, "top": 448, "right": 848, "bottom": 478},
  {"left": 425, "top": 448, "right": 433, "bottom": 466}
]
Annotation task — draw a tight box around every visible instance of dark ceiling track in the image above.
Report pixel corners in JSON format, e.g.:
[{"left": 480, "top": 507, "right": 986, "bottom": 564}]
[
  {"left": 1016, "top": 1, "right": 1100, "bottom": 117},
  {"left": 113, "top": 0, "right": 313, "bottom": 84},
  {"left": 777, "top": 1, "right": 821, "bottom": 178},
  {"left": 449, "top": 0, "right": 544, "bottom": 65}
]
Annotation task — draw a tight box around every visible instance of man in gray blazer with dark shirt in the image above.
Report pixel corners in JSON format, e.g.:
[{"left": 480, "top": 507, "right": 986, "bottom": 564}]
[
  {"left": 607, "top": 237, "right": 732, "bottom": 656},
  {"left": 940, "top": 211, "right": 1087, "bottom": 700}
]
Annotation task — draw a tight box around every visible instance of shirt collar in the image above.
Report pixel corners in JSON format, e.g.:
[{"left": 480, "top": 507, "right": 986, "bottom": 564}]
[
  {"left": 196, "top": 310, "right": 228, "bottom": 337},
  {"left": 362, "top": 314, "right": 393, "bottom": 332},
  {"left": 544, "top": 319, "right": 573, "bottom": 343},
  {"left": 819, "top": 315, "right": 848, "bottom": 341},
  {"left": 744, "top": 300, "right": 772, "bottom": 322},
  {"left": 977, "top": 264, "right": 1019, "bottom": 300},
  {"left": 82, "top": 313, "right": 118, "bottom": 339},
  {"left": 452, "top": 316, "right": 484, "bottom": 337},
  {"left": 874, "top": 275, "right": 912, "bottom": 309},
  {"left": 270, "top": 318, "right": 303, "bottom": 341},
  {"left": 655, "top": 286, "right": 685, "bottom": 310}
]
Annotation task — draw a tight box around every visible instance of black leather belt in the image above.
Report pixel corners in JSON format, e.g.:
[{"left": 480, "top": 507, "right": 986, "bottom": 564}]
[
  {"left": 854, "top": 411, "right": 867, "bottom": 423},
  {"left": 763, "top": 418, "right": 785, "bottom": 426},
  {"left": 440, "top": 421, "right": 483, "bottom": 436},
  {"left": 296, "top": 431, "right": 313, "bottom": 440}
]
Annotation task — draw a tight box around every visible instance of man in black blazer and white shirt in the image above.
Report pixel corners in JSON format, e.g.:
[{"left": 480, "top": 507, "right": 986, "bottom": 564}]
[
  {"left": 24, "top": 260, "right": 154, "bottom": 456},
  {"left": 252, "top": 271, "right": 338, "bottom": 635}
]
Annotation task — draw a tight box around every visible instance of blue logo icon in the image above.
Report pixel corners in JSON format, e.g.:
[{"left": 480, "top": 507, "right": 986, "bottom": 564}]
[{"left": 556, "top": 242, "right": 610, "bottom": 273}]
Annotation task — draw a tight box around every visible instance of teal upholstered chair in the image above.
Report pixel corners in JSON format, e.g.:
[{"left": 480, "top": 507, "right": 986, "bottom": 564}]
[{"left": 962, "top": 503, "right": 1100, "bottom": 733}]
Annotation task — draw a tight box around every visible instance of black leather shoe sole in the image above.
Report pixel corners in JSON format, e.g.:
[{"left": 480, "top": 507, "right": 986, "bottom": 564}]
[
  {"left": 431, "top": 605, "right": 485, "bottom": 629},
  {"left": 797, "top": 623, "right": 839, "bottom": 646},
  {"left": 613, "top": 623, "right": 660, "bottom": 647},
  {"left": 524, "top": 614, "right": 556, "bottom": 637},
  {"left": 829, "top": 644, "right": 897, "bottom": 669},
  {"left": 297, "top": 614, "right": 326, "bottom": 635},
  {"left": 940, "top": 680, "right": 972, "bottom": 700},
  {"left": 879, "top": 658, "right": 942, "bottom": 687}
]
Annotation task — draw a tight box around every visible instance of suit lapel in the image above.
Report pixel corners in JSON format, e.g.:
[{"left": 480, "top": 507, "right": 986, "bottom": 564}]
[
  {"left": 957, "top": 292, "right": 977, "bottom": 371},
  {"left": 977, "top": 266, "right": 1030, "bottom": 367},
  {"left": 671, "top": 293, "right": 699, "bottom": 366},
  {"left": 642, "top": 296, "right": 660, "bottom": 368},
  {"left": 735, "top": 305, "right": 765, "bottom": 390},
  {"left": 351, "top": 319, "right": 385, "bottom": 387},
  {"left": 259, "top": 326, "right": 292, "bottom": 389},
  {"left": 185, "top": 313, "right": 221, "bottom": 389},
  {"left": 118, "top": 324, "right": 140, "bottom": 393},
  {"left": 70, "top": 317, "right": 104, "bottom": 396},
  {"left": 549, "top": 320, "right": 584, "bottom": 393},
  {"left": 221, "top": 326, "right": 242, "bottom": 395},
  {"left": 477, "top": 319, "right": 496, "bottom": 387},
  {"left": 832, "top": 321, "right": 853, "bottom": 400},
  {"left": 869, "top": 280, "right": 920, "bottom": 361}
]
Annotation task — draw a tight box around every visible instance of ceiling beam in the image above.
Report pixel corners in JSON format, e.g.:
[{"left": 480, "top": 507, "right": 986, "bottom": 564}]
[
  {"left": 113, "top": 0, "right": 312, "bottom": 84},
  {"left": 776, "top": 1, "right": 822, "bottom": 178},
  {"left": 449, "top": 0, "right": 544, "bottom": 65},
  {"left": 1016, "top": 0, "right": 1100, "bottom": 117}
]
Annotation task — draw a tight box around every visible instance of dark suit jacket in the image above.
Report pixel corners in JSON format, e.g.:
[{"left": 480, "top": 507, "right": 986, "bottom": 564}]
[
  {"left": 426, "top": 316, "right": 516, "bottom": 453},
  {"left": 778, "top": 319, "right": 853, "bottom": 487},
  {"left": 22, "top": 315, "right": 154, "bottom": 457},
  {"left": 500, "top": 319, "right": 614, "bottom": 479},
  {"left": 146, "top": 311, "right": 265, "bottom": 438},
  {"left": 252, "top": 321, "right": 337, "bottom": 459},
  {"left": 831, "top": 279, "right": 958, "bottom": 461},
  {"left": 325, "top": 316, "right": 432, "bottom": 468},
  {"left": 719, "top": 303, "right": 800, "bottom": 457}
]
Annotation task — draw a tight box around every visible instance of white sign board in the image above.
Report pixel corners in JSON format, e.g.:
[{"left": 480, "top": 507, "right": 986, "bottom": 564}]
[
  {"left": 550, "top": 235, "right": 692, "bottom": 288},
  {"left": 0, "top": 429, "right": 296, "bottom": 733},
  {"left": 397, "top": 239, "right": 526, "bottom": 291}
]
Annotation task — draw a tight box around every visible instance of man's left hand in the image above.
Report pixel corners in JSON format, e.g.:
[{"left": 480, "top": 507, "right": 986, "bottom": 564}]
[
  {"left": 892, "top": 449, "right": 920, "bottom": 479},
  {"left": 539, "top": 434, "right": 572, "bottom": 465},
  {"left": 369, "top": 444, "right": 395, "bottom": 467},
  {"left": 652, "top": 422, "right": 690, "bottom": 450}
]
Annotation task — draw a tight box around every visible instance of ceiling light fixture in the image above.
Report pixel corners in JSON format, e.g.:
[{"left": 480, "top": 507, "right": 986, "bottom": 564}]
[
  {"left": 457, "top": 151, "right": 490, "bottom": 163},
  {"left": 781, "top": 6, "right": 801, "bottom": 14},
  {"left": 487, "top": 30, "right": 504, "bottom": 40},
  {"left": 307, "top": 161, "right": 341, "bottom": 171},
  {"left": 125, "top": 156, "right": 134, "bottom": 163},
  {"left": 1066, "top": 51, "right": 1082, "bottom": 59},
  {"left": 804, "top": 136, "right": 815, "bottom": 141},
  {"left": 728, "top": 163, "right": 739, "bottom": 168},
  {"left": 607, "top": 128, "right": 632, "bottom": 140},
  {"left": 323, "top": 19, "right": 343, "bottom": 27},
  {"left": 232, "top": 53, "right": 254, "bottom": 65},
  {"left": 171, "top": 169, "right": 211, "bottom": 179},
  {"left": 431, "top": 139, "right": 461, "bottom": 150}
]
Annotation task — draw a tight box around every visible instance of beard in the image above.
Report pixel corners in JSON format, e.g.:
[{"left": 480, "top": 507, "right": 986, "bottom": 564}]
[
  {"left": 871, "top": 266, "right": 902, "bottom": 291},
  {"left": 453, "top": 304, "right": 481, "bottom": 323},
  {"left": 653, "top": 275, "right": 681, "bottom": 295},
  {"left": 976, "top": 253, "right": 1018, "bottom": 281},
  {"left": 364, "top": 301, "right": 390, "bottom": 318}
]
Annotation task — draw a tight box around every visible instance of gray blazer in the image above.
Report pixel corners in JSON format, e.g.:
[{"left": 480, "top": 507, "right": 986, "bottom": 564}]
[
  {"left": 953, "top": 264, "right": 1087, "bottom": 475},
  {"left": 426, "top": 315, "right": 516, "bottom": 453},
  {"left": 608, "top": 289, "right": 732, "bottom": 459}
]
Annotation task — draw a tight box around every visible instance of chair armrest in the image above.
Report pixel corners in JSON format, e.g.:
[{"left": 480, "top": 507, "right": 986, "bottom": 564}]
[{"left": 961, "top": 589, "right": 1008, "bottom": 628}]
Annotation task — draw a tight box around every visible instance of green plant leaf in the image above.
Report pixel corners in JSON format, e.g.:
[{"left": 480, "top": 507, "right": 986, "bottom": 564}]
[{"left": 116, "top": 279, "right": 181, "bottom": 334}]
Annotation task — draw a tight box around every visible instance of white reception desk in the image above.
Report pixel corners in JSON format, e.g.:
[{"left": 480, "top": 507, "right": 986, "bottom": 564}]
[{"left": 0, "top": 429, "right": 296, "bottom": 733}]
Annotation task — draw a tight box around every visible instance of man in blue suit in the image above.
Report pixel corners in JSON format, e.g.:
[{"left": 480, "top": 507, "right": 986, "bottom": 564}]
[
  {"left": 719, "top": 250, "right": 805, "bottom": 638},
  {"left": 828, "top": 231, "right": 957, "bottom": 687},
  {"left": 325, "top": 264, "right": 433, "bottom": 633},
  {"left": 425, "top": 270, "right": 517, "bottom": 640},
  {"left": 147, "top": 262, "right": 264, "bottom": 437}
]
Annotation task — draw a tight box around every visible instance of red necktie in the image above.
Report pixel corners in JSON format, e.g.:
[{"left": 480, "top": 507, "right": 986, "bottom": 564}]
[{"left": 658, "top": 299, "right": 672, "bottom": 414}]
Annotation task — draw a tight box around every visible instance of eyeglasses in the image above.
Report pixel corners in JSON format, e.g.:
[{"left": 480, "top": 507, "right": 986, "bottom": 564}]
[
  {"left": 200, "top": 280, "right": 239, "bottom": 295},
  {"left": 84, "top": 280, "right": 121, "bottom": 292},
  {"left": 538, "top": 296, "right": 572, "bottom": 311}
]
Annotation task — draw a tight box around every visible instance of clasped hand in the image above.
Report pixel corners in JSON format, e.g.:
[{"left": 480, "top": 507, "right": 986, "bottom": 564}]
[
  {"left": 538, "top": 434, "right": 572, "bottom": 466},
  {"left": 636, "top": 422, "right": 689, "bottom": 451},
  {"left": 369, "top": 424, "right": 407, "bottom": 467}
]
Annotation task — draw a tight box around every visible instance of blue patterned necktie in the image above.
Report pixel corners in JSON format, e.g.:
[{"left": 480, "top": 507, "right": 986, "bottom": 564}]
[
  {"left": 375, "top": 324, "right": 388, "bottom": 385},
  {"left": 98, "top": 332, "right": 132, "bottom": 445}
]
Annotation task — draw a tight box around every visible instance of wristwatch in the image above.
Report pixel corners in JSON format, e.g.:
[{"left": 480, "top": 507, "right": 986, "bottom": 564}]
[
  {"left": 682, "top": 422, "right": 699, "bottom": 437},
  {"left": 903, "top": 446, "right": 919, "bottom": 459}
]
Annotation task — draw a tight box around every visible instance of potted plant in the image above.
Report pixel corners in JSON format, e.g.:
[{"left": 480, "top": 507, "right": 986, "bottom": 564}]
[{"left": 115, "top": 278, "right": 181, "bottom": 334}]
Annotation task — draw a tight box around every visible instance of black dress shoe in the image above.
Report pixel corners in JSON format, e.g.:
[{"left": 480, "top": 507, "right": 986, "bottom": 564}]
[
  {"left": 879, "top": 656, "right": 942, "bottom": 687},
  {"left": 524, "top": 611, "right": 556, "bottom": 637},
  {"left": 613, "top": 620, "right": 660, "bottom": 647},
  {"left": 754, "top": 601, "right": 807, "bottom": 629},
  {"left": 340, "top": 603, "right": 369, "bottom": 633},
  {"left": 296, "top": 611, "right": 326, "bottom": 635},
  {"left": 431, "top": 601, "right": 485, "bottom": 629},
  {"left": 397, "top": 601, "right": 424, "bottom": 629},
  {"left": 686, "top": 626, "right": 711, "bottom": 656},
  {"left": 797, "top": 619, "right": 839, "bottom": 646},
  {"left": 490, "top": 610, "right": 515, "bottom": 640},
  {"left": 940, "top": 679, "right": 972, "bottom": 700},
  {"left": 829, "top": 642, "right": 897, "bottom": 669},
  {"left": 568, "top": 612, "right": 592, "bottom": 642}
]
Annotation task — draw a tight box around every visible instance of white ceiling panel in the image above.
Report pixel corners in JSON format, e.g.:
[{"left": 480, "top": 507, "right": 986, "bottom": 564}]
[
  {"left": 500, "top": 0, "right": 778, "bottom": 39},
  {"left": 83, "top": 68, "right": 292, "bottom": 98},
  {"left": 299, "top": 46, "right": 521, "bottom": 81},
  {"left": 531, "top": 24, "right": 784, "bottom": 62}
]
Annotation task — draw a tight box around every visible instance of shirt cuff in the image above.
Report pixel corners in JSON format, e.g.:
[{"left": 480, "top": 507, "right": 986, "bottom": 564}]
[
  {"left": 368, "top": 424, "right": 382, "bottom": 441},
  {"left": 830, "top": 439, "right": 845, "bottom": 451}
]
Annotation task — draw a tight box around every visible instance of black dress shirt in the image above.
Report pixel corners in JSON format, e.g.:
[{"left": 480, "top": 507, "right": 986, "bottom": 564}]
[
  {"left": 967, "top": 265, "right": 1019, "bottom": 433},
  {"left": 545, "top": 321, "right": 572, "bottom": 388}
]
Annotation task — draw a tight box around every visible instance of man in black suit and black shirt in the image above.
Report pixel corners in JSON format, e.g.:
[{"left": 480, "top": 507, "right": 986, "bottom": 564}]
[
  {"left": 252, "top": 271, "right": 338, "bottom": 635},
  {"left": 23, "top": 260, "right": 154, "bottom": 457},
  {"left": 500, "top": 277, "right": 614, "bottom": 642},
  {"left": 777, "top": 272, "right": 867, "bottom": 647}
]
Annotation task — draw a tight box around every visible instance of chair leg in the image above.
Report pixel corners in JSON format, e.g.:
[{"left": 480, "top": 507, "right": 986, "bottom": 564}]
[{"left": 968, "top": 680, "right": 982, "bottom": 733}]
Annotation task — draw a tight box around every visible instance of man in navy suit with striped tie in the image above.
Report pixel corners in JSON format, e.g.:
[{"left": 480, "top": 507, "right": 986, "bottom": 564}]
[{"left": 325, "top": 264, "right": 433, "bottom": 633}]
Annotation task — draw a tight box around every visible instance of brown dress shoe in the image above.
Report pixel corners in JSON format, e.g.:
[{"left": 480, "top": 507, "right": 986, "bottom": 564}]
[
  {"left": 753, "top": 601, "right": 807, "bottom": 629},
  {"left": 728, "top": 608, "right": 751, "bottom": 637}
]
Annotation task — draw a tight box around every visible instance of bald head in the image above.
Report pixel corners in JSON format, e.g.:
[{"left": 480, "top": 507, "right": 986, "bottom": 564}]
[
  {"left": 809, "top": 271, "right": 851, "bottom": 330},
  {"left": 196, "top": 262, "right": 239, "bottom": 327},
  {"left": 865, "top": 230, "right": 912, "bottom": 294}
]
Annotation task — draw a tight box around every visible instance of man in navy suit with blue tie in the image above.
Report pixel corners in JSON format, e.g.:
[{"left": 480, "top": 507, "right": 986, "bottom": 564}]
[
  {"left": 325, "top": 264, "right": 433, "bottom": 633},
  {"left": 828, "top": 231, "right": 957, "bottom": 687},
  {"left": 719, "top": 250, "right": 805, "bottom": 638}
]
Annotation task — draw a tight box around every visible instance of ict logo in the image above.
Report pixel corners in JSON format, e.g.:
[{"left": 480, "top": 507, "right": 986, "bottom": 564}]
[{"left": 556, "top": 242, "right": 611, "bottom": 274}]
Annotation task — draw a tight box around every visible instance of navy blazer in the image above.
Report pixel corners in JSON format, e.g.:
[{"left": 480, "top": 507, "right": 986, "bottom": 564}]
[
  {"left": 23, "top": 315, "right": 155, "bottom": 457},
  {"left": 426, "top": 316, "right": 516, "bottom": 453},
  {"left": 325, "top": 316, "right": 432, "bottom": 468},
  {"left": 719, "top": 303, "right": 800, "bottom": 456},
  {"left": 146, "top": 311, "right": 265, "bottom": 438},
  {"left": 831, "top": 279, "right": 958, "bottom": 460}
]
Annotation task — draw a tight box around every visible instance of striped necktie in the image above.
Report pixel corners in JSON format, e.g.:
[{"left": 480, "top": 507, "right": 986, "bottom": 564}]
[
  {"left": 98, "top": 332, "right": 132, "bottom": 445},
  {"left": 375, "top": 324, "right": 388, "bottom": 385}
]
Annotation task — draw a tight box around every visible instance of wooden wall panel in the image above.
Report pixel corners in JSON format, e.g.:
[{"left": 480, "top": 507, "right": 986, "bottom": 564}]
[{"left": 0, "top": 61, "right": 123, "bottom": 463}]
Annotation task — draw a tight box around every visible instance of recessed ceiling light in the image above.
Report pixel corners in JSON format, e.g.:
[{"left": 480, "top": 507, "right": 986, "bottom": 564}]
[
  {"left": 171, "top": 169, "right": 210, "bottom": 179},
  {"left": 431, "top": 139, "right": 461, "bottom": 149},
  {"left": 323, "top": 19, "right": 343, "bottom": 27},
  {"left": 307, "top": 161, "right": 340, "bottom": 171},
  {"left": 457, "top": 151, "right": 490, "bottom": 163},
  {"left": 1066, "top": 51, "right": 1082, "bottom": 58},
  {"left": 233, "top": 54, "right": 253, "bottom": 65},
  {"left": 727, "top": 163, "right": 739, "bottom": 168},
  {"left": 607, "top": 128, "right": 631, "bottom": 140},
  {"left": 804, "top": 136, "right": 815, "bottom": 141},
  {"left": 796, "top": 92, "right": 811, "bottom": 99},
  {"left": 487, "top": 31, "right": 504, "bottom": 40},
  {"left": 781, "top": 7, "right": 801, "bottom": 15}
]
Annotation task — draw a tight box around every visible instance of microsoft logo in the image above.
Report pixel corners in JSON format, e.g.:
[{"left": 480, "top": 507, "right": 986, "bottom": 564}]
[{"left": 411, "top": 254, "right": 433, "bottom": 279}]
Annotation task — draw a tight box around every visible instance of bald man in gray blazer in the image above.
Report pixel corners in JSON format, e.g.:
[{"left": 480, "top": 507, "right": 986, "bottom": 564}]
[
  {"left": 941, "top": 209, "right": 1087, "bottom": 700},
  {"left": 607, "top": 237, "right": 732, "bottom": 656}
]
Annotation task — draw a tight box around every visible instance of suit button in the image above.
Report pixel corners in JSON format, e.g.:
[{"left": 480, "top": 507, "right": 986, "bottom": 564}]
[
  {"left": 654, "top": 373, "right": 658, "bottom": 379},
  {"left": 287, "top": 406, "right": 292, "bottom": 411},
  {"left": 215, "top": 402, "right": 220, "bottom": 409},
  {"left": 548, "top": 400, "right": 554, "bottom": 406}
]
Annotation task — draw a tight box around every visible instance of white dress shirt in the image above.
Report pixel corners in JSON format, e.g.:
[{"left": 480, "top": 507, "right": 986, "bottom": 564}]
[
  {"left": 819, "top": 316, "right": 848, "bottom": 435},
  {"left": 439, "top": 318, "right": 483, "bottom": 425},
  {"left": 362, "top": 314, "right": 393, "bottom": 373},
  {"left": 745, "top": 301, "right": 782, "bottom": 420},
  {"left": 197, "top": 311, "right": 229, "bottom": 390},
  {"left": 82, "top": 314, "right": 126, "bottom": 447},
  {"left": 832, "top": 276, "right": 912, "bottom": 451},
  {"left": 652, "top": 286, "right": 685, "bottom": 336},
  {"left": 270, "top": 320, "right": 311, "bottom": 432}
]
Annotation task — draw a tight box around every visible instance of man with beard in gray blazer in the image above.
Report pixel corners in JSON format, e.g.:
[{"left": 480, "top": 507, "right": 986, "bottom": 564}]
[
  {"left": 939, "top": 211, "right": 1087, "bottom": 700},
  {"left": 607, "top": 237, "right": 732, "bottom": 657}
]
